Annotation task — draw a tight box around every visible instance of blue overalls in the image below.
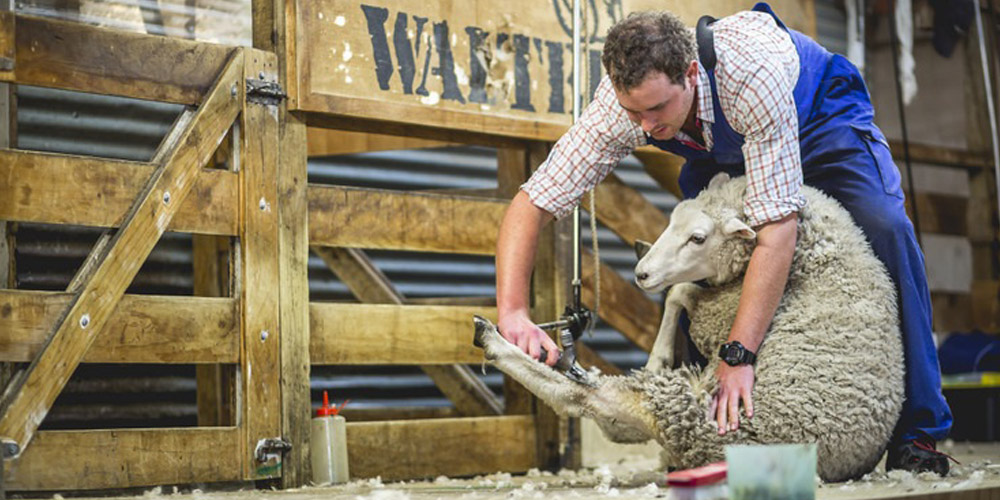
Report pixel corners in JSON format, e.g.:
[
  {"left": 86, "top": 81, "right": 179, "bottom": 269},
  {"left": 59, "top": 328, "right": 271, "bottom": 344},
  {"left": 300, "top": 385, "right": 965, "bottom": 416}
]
[{"left": 648, "top": 2, "right": 952, "bottom": 443}]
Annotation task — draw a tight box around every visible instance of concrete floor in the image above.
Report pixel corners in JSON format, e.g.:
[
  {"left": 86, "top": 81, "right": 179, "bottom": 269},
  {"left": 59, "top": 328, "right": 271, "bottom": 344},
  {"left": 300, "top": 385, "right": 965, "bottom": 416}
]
[{"left": 86, "top": 437, "right": 1000, "bottom": 500}]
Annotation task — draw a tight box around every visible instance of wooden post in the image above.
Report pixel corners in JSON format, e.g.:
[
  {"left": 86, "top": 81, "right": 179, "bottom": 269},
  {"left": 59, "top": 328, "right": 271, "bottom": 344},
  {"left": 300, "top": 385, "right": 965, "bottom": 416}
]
[
  {"left": 239, "top": 49, "right": 283, "bottom": 480},
  {"left": 524, "top": 142, "right": 579, "bottom": 470},
  {"left": 251, "top": 0, "right": 312, "bottom": 486},
  {"left": 965, "top": 23, "right": 1000, "bottom": 333},
  {"left": 0, "top": 0, "right": 15, "bottom": 392},
  {"left": 276, "top": 108, "right": 311, "bottom": 488},
  {"left": 496, "top": 146, "right": 534, "bottom": 416}
]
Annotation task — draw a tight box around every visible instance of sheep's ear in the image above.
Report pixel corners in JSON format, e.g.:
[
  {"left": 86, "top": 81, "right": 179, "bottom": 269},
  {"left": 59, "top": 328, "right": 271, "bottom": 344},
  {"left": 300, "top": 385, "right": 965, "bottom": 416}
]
[
  {"left": 708, "top": 173, "right": 731, "bottom": 190},
  {"left": 723, "top": 218, "right": 756, "bottom": 240},
  {"left": 634, "top": 239, "right": 653, "bottom": 260}
]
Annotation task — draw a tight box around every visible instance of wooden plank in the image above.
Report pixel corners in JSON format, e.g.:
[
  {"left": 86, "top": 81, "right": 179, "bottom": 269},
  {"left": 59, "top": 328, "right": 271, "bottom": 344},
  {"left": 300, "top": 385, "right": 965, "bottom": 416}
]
[
  {"left": 308, "top": 186, "right": 507, "bottom": 254},
  {"left": 346, "top": 416, "right": 536, "bottom": 480},
  {"left": 0, "top": 53, "right": 243, "bottom": 455},
  {"left": 341, "top": 406, "right": 460, "bottom": 422},
  {"left": 582, "top": 172, "right": 669, "bottom": 246},
  {"left": 310, "top": 246, "right": 502, "bottom": 416},
  {"left": 277, "top": 111, "right": 312, "bottom": 487},
  {"left": 239, "top": 49, "right": 283, "bottom": 480},
  {"left": 310, "top": 303, "right": 496, "bottom": 364},
  {"left": 888, "top": 140, "right": 990, "bottom": 171},
  {"left": 581, "top": 248, "right": 659, "bottom": 353},
  {"left": 307, "top": 128, "right": 456, "bottom": 156},
  {"left": 904, "top": 193, "right": 968, "bottom": 236},
  {"left": 931, "top": 293, "right": 973, "bottom": 333},
  {"left": 0, "top": 149, "right": 238, "bottom": 236},
  {"left": 4, "top": 427, "right": 242, "bottom": 491},
  {"left": 14, "top": 14, "right": 235, "bottom": 105},
  {"left": 293, "top": 0, "right": 814, "bottom": 142},
  {"left": 0, "top": 290, "right": 237, "bottom": 363}
]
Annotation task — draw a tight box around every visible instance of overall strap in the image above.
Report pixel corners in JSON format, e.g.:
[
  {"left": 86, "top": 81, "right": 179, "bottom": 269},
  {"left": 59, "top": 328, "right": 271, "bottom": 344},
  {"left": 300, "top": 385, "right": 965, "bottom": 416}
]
[{"left": 696, "top": 15, "right": 717, "bottom": 72}]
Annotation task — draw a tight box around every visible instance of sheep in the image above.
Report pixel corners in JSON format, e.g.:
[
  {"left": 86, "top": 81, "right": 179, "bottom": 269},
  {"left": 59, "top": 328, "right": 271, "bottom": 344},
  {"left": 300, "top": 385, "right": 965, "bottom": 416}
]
[{"left": 475, "top": 173, "right": 904, "bottom": 482}]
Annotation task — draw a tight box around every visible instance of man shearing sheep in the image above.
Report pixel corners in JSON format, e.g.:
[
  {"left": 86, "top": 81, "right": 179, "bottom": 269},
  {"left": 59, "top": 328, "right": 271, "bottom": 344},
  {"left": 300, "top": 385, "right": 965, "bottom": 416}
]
[{"left": 494, "top": 2, "right": 953, "bottom": 475}]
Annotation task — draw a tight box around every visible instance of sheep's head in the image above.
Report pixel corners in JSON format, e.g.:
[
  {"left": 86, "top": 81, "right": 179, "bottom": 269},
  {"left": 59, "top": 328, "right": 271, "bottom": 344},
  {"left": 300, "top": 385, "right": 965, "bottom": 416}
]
[{"left": 634, "top": 174, "right": 756, "bottom": 292}]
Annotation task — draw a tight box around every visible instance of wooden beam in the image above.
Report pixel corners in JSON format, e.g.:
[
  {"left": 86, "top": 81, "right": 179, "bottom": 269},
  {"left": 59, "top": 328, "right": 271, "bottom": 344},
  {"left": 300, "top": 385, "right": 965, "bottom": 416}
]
[
  {"left": 581, "top": 248, "right": 659, "bottom": 353},
  {"left": 0, "top": 53, "right": 243, "bottom": 455},
  {"left": 972, "top": 280, "right": 1000, "bottom": 333},
  {"left": 0, "top": 149, "right": 238, "bottom": 236},
  {"left": 310, "top": 303, "right": 496, "bottom": 364},
  {"left": 4, "top": 427, "right": 242, "bottom": 491},
  {"left": 239, "top": 50, "right": 283, "bottom": 480},
  {"left": 576, "top": 344, "right": 623, "bottom": 376},
  {"left": 531, "top": 138, "right": 576, "bottom": 469},
  {"left": 888, "top": 140, "right": 990, "bottom": 171},
  {"left": 633, "top": 146, "right": 685, "bottom": 199},
  {"left": 582, "top": 172, "right": 669, "bottom": 246},
  {"left": 346, "top": 416, "right": 536, "bottom": 480},
  {"left": 309, "top": 246, "right": 502, "bottom": 416},
  {"left": 340, "top": 406, "right": 460, "bottom": 422},
  {"left": 14, "top": 14, "right": 235, "bottom": 105},
  {"left": 193, "top": 235, "right": 237, "bottom": 426},
  {"left": 0, "top": 290, "right": 237, "bottom": 363},
  {"left": 307, "top": 128, "right": 456, "bottom": 156},
  {"left": 308, "top": 186, "right": 507, "bottom": 254}
]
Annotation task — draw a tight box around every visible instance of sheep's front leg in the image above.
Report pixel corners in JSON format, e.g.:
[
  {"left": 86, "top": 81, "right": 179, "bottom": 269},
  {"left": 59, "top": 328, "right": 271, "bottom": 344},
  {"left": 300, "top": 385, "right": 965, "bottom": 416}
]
[
  {"left": 645, "top": 283, "right": 701, "bottom": 373},
  {"left": 473, "top": 317, "right": 593, "bottom": 416}
]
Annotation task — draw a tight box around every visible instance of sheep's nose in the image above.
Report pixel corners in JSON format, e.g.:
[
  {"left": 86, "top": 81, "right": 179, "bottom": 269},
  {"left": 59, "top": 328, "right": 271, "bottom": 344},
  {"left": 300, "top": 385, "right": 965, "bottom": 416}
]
[{"left": 636, "top": 272, "right": 649, "bottom": 281}]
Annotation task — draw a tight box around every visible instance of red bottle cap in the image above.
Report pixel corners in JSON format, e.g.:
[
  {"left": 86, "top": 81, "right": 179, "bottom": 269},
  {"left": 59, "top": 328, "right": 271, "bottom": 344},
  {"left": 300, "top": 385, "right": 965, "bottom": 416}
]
[
  {"left": 316, "top": 391, "right": 334, "bottom": 417},
  {"left": 666, "top": 462, "right": 727, "bottom": 487}
]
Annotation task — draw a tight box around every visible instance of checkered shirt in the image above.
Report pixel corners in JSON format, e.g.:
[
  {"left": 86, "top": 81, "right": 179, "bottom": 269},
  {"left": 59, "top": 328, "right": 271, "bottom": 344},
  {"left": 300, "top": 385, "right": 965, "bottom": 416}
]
[{"left": 522, "top": 10, "right": 806, "bottom": 228}]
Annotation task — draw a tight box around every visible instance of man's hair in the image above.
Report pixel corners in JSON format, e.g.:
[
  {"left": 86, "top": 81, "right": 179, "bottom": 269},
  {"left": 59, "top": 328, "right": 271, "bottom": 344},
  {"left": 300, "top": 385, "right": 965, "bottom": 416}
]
[{"left": 602, "top": 11, "right": 696, "bottom": 91}]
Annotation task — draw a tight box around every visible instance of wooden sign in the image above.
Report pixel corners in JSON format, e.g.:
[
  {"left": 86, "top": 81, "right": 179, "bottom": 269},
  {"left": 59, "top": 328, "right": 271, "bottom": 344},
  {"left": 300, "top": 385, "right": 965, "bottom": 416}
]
[{"left": 292, "top": 0, "right": 815, "bottom": 141}]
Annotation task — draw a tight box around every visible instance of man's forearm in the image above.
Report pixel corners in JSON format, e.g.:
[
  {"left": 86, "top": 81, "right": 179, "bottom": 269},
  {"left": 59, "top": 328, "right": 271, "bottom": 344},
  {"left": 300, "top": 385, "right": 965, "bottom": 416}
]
[
  {"left": 727, "top": 213, "right": 798, "bottom": 352},
  {"left": 496, "top": 191, "right": 553, "bottom": 317}
]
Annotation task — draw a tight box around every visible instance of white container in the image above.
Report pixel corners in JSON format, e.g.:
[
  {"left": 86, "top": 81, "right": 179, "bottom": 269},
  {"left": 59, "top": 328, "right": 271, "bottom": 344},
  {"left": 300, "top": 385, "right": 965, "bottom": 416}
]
[
  {"left": 665, "top": 461, "right": 728, "bottom": 500},
  {"left": 310, "top": 391, "right": 350, "bottom": 485}
]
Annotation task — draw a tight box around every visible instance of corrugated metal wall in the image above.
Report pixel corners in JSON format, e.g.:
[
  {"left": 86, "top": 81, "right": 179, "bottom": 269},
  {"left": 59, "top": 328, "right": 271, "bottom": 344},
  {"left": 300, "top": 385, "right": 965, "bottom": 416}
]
[{"left": 10, "top": 1, "right": 848, "bottom": 429}]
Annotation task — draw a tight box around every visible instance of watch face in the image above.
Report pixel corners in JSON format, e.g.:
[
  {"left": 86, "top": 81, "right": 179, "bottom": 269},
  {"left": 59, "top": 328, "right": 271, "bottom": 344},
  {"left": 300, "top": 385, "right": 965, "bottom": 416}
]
[{"left": 722, "top": 344, "right": 742, "bottom": 366}]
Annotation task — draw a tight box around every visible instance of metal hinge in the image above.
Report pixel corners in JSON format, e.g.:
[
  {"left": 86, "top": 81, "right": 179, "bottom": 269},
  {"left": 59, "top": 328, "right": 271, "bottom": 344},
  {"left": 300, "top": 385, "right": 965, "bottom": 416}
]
[
  {"left": 255, "top": 437, "right": 292, "bottom": 462},
  {"left": 246, "top": 79, "right": 287, "bottom": 106}
]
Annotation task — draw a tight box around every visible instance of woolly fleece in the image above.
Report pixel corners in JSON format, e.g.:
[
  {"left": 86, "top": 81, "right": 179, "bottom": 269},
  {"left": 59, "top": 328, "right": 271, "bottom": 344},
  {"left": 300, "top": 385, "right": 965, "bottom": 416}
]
[{"left": 629, "top": 174, "right": 904, "bottom": 481}]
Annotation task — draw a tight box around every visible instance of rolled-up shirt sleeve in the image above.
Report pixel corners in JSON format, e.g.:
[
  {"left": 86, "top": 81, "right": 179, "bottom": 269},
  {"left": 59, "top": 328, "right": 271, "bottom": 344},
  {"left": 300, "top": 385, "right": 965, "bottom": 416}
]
[
  {"left": 716, "top": 16, "right": 806, "bottom": 228},
  {"left": 522, "top": 76, "right": 646, "bottom": 219}
]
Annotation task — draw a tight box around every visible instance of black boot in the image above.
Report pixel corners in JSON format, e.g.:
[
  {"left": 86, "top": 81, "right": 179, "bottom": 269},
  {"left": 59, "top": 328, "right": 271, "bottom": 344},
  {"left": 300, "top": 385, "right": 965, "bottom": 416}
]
[{"left": 886, "top": 435, "right": 953, "bottom": 476}]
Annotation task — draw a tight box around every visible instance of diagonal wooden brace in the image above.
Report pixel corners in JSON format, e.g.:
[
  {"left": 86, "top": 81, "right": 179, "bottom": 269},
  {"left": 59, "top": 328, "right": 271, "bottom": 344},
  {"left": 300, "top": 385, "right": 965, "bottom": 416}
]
[
  {"left": 311, "top": 246, "right": 503, "bottom": 416},
  {"left": 0, "top": 52, "right": 244, "bottom": 457}
]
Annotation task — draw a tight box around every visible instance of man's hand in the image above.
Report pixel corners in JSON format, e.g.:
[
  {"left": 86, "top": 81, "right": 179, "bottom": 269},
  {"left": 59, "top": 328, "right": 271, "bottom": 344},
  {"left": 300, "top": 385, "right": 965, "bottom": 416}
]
[
  {"left": 497, "top": 311, "right": 560, "bottom": 366},
  {"left": 709, "top": 363, "right": 755, "bottom": 434}
]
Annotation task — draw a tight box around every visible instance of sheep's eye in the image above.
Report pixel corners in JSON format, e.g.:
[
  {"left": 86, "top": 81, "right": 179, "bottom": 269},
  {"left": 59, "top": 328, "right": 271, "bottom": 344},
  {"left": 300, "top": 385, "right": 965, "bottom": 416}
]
[{"left": 689, "top": 234, "right": 706, "bottom": 245}]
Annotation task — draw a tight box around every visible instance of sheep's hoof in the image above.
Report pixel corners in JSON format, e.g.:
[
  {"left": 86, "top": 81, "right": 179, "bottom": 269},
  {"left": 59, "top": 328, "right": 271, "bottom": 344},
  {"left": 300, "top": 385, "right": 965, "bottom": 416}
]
[{"left": 472, "top": 315, "right": 493, "bottom": 349}]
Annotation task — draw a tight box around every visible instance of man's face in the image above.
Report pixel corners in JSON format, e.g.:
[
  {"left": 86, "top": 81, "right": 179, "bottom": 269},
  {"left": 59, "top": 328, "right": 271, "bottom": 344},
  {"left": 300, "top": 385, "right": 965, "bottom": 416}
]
[{"left": 615, "top": 62, "right": 698, "bottom": 141}]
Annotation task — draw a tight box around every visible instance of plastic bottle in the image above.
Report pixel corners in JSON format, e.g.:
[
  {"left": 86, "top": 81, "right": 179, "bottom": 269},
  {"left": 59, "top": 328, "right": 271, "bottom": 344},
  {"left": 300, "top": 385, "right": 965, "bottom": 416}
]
[{"left": 310, "top": 391, "right": 350, "bottom": 485}]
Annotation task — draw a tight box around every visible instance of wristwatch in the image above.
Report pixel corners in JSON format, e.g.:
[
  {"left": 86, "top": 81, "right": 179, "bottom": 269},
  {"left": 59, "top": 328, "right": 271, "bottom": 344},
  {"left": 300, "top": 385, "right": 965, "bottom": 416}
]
[{"left": 718, "top": 341, "right": 756, "bottom": 366}]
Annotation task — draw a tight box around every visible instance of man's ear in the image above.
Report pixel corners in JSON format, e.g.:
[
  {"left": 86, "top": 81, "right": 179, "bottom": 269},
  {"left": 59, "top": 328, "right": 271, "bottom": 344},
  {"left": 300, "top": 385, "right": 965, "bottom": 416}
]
[
  {"left": 686, "top": 60, "right": 698, "bottom": 86},
  {"left": 723, "top": 218, "right": 756, "bottom": 240},
  {"left": 634, "top": 239, "right": 653, "bottom": 260}
]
